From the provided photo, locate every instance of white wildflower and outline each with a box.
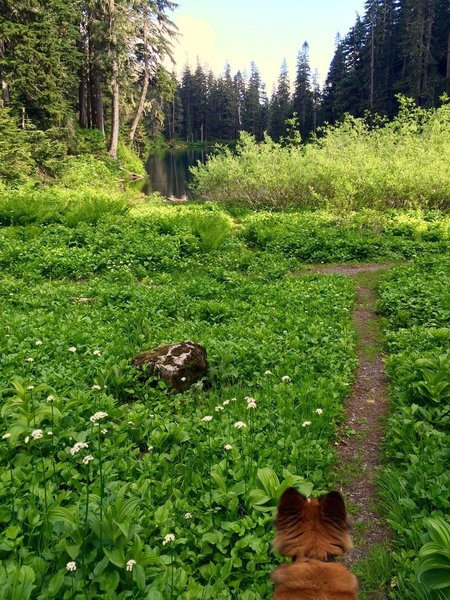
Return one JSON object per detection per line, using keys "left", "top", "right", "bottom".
{"left": 24, "top": 436, "right": 30, "bottom": 443}
{"left": 2, "top": 433, "right": 11, "bottom": 440}
{"left": 181, "top": 376, "right": 186, "bottom": 382}
{"left": 90, "top": 411, "right": 108, "bottom": 423}
{"left": 47, "top": 431, "right": 53, "bottom": 436}
{"left": 245, "top": 396, "right": 256, "bottom": 404}
{"left": 35, "top": 340, "right": 43, "bottom": 346}
{"left": 25, "top": 357, "right": 34, "bottom": 363}
{"left": 27, "top": 385, "right": 34, "bottom": 391}
{"left": 315, "top": 408, "right": 323, "bottom": 415}
{"left": 183, "top": 512, "right": 192, "bottom": 519}
{"left": 101, "top": 429, "right": 108, "bottom": 435}
{"left": 70, "top": 441, "right": 89, "bottom": 455}
{"left": 66, "top": 561, "right": 77, "bottom": 572}
{"left": 202, "top": 415, "right": 213, "bottom": 422}
{"left": 215, "top": 405, "right": 224, "bottom": 411}
{"left": 234, "top": 421, "right": 247, "bottom": 429}
{"left": 93, "top": 349, "right": 102, "bottom": 356}
{"left": 127, "top": 421, "right": 134, "bottom": 425}
{"left": 126, "top": 559, "right": 136, "bottom": 572}
{"left": 47, "top": 395, "right": 55, "bottom": 402}
{"left": 264, "top": 370, "right": 272, "bottom": 376}
{"left": 148, "top": 445, "right": 154, "bottom": 451}
{"left": 82, "top": 455, "right": 94, "bottom": 465}
{"left": 281, "top": 375, "right": 291, "bottom": 382}
{"left": 68, "top": 346, "right": 77, "bottom": 353}
{"left": 92, "top": 384, "right": 102, "bottom": 391}
{"left": 162, "top": 533, "right": 175, "bottom": 545}
{"left": 247, "top": 401, "right": 257, "bottom": 409}
{"left": 302, "top": 421, "right": 312, "bottom": 427}
{"left": 224, "top": 444, "right": 233, "bottom": 451}
{"left": 222, "top": 399, "right": 230, "bottom": 406}
{"left": 31, "top": 429, "right": 43, "bottom": 440}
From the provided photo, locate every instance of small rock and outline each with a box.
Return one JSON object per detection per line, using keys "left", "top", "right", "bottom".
{"left": 133, "top": 341, "right": 208, "bottom": 392}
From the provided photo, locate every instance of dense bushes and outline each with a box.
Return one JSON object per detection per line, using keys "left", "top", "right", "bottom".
{"left": 191, "top": 97, "right": 450, "bottom": 211}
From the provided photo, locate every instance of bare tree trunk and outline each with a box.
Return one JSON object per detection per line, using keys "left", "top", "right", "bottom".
{"left": 446, "top": 28, "right": 450, "bottom": 93}
{"left": 108, "top": 0, "right": 119, "bottom": 159}
{"left": 129, "top": 12, "right": 149, "bottom": 143}
{"left": 0, "top": 39, "right": 10, "bottom": 108}
{"left": 369, "top": 24, "right": 375, "bottom": 110}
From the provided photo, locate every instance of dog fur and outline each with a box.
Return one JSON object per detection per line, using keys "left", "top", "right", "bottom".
{"left": 271, "top": 488, "right": 359, "bottom": 599}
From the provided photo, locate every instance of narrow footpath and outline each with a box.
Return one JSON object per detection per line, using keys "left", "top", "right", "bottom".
{"left": 310, "top": 264, "right": 393, "bottom": 574}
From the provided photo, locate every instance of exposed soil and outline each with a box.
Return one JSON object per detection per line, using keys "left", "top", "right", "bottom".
{"left": 311, "top": 263, "right": 393, "bottom": 562}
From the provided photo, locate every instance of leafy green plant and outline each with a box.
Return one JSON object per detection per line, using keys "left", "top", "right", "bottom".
{"left": 416, "top": 516, "right": 450, "bottom": 599}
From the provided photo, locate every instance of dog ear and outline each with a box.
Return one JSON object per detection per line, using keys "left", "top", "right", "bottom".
{"left": 275, "top": 487, "right": 306, "bottom": 528}
{"left": 319, "top": 491, "right": 347, "bottom": 526}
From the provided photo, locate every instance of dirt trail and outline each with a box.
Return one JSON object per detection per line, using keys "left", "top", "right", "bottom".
{"left": 311, "top": 264, "right": 392, "bottom": 562}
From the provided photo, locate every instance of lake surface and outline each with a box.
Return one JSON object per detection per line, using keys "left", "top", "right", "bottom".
{"left": 137, "top": 148, "right": 211, "bottom": 198}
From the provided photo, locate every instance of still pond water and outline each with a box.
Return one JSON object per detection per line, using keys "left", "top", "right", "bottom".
{"left": 135, "top": 148, "right": 211, "bottom": 198}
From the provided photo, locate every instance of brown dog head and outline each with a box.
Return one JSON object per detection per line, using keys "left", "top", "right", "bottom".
{"left": 273, "top": 488, "right": 353, "bottom": 561}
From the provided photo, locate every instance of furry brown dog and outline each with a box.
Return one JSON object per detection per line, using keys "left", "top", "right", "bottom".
{"left": 271, "top": 488, "right": 359, "bottom": 599}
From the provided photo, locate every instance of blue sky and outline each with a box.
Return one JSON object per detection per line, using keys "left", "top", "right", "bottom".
{"left": 168, "top": 0, "right": 366, "bottom": 91}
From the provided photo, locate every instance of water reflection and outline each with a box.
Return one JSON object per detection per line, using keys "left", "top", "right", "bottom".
{"left": 140, "top": 148, "right": 210, "bottom": 198}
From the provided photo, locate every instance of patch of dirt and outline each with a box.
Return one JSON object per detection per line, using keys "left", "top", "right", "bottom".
{"left": 312, "top": 264, "right": 392, "bottom": 563}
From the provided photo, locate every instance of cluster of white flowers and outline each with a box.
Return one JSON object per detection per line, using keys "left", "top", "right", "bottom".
{"left": 92, "top": 384, "right": 102, "bottom": 391}
{"left": 201, "top": 415, "right": 213, "bottom": 422}
{"left": 93, "top": 349, "right": 102, "bottom": 356}
{"left": 264, "top": 370, "right": 272, "bottom": 376}
{"left": 35, "top": 340, "right": 43, "bottom": 346}
{"left": 90, "top": 411, "right": 108, "bottom": 423}
{"left": 302, "top": 421, "right": 312, "bottom": 427}
{"left": 68, "top": 346, "right": 77, "bottom": 353}
{"left": 222, "top": 399, "right": 231, "bottom": 406}
{"left": 245, "top": 396, "right": 257, "bottom": 409}
{"left": 47, "top": 395, "right": 55, "bottom": 402}
{"left": 162, "top": 533, "right": 175, "bottom": 545}
{"left": 224, "top": 444, "right": 233, "bottom": 451}
{"left": 126, "top": 559, "right": 136, "bottom": 572}
{"left": 183, "top": 512, "right": 192, "bottom": 519}
{"left": 82, "top": 455, "right": 94, "bottom": 465}
{"left": 215, "top": 405, "right": 224, "bottom": 411}
{"left": 26, "top": 357, "right": 34, "bottom": 363}
{"left": 66, "top": 561, "right": 77, "bottom": 572}
{"left": 70, "top": 441, "right": 89, "bottom": 455}
{"left": 315, "top": 408, "right": 323, "bottom": 415}
{"left": 2, "top": 432, "right": 11, "bottom": 440}
{"left": 31, "top": 429, "right": 43, "bottom": 440}
{"left": 27, "top": 385, "right": 34, "bottom": 391}
{"left": 281, "top": 375, "right": 291, "bottom": 382}
{"left": 234, "top": 421, "right": 247, "bottom": 429}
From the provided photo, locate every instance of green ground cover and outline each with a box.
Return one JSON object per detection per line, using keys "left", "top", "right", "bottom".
{"left": 378, "top": 256, "right": 450, "bottom": 599}
{"left": 0, "top": 203, "right": 449, "bottom": 598}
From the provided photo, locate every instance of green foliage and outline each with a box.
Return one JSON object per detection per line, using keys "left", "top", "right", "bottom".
{"left": 192, "top": 99, "right": 450, "bottom": 210}
{"left": 416, "top": 516, "right": 450, "bottom": 599}
{"left": 377, "top": 255, "right": 450, "bottom": 599}
{"left": 0, "top": 109, "right": 33, "bottom": 183}
{"left": 0, "top": 203, "right": 360, "bottom": 598}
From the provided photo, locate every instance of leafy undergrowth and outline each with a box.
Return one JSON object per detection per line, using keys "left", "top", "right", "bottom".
{"left": 377, "top": 255, "right": 450, "bottom": 599}
{"left": 0, "top": 203, "right": 449, "bottom": 598}
{"left": 0, "top": 211, "right": 356, "bottom": 598}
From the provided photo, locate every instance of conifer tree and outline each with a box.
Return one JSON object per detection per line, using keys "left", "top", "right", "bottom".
{"left": 269, "top": 59, "right": 292, "bottom": 140}
{"left": 293, "top": 42, "right": 314, "bottom": 137}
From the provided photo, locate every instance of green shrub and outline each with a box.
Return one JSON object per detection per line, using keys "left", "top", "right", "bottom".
{"left": 191, "top": 97, "right": 450, "bottom": 211}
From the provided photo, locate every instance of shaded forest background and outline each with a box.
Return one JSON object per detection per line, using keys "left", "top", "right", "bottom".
{"left": 0, "top": 0, "right": 449, "bottom": 172}
{"left": 171, "top": 0, "right": 450, "bottom": 142}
